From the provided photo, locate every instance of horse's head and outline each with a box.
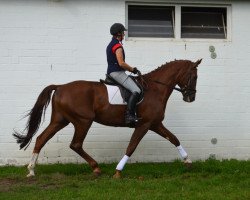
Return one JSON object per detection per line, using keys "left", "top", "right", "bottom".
{"left": 177, "top": 59, "right": 202, "bottom": 103}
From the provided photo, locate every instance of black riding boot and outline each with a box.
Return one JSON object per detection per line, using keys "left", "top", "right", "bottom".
{"left": 125, "top": 92, "right": 140, "bottom": 126}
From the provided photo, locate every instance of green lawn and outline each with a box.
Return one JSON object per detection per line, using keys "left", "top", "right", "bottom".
{"left": 0, "top": 159, "right": 249, "bottom": 200}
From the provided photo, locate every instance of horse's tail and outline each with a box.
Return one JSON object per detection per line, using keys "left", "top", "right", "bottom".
{"left": 13, "top": 85, "right": 58, "bottom": 150}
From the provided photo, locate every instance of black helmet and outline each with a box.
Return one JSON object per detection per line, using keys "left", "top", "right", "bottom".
{"left": 110, "top": 23, "right": 127, "bottom": 36}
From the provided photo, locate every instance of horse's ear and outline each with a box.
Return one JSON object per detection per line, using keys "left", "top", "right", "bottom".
{"left": 194, "top": 59, "right": 202, "bottom": 68}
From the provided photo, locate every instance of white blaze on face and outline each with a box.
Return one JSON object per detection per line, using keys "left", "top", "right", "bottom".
{"left": 184, "top": 96, "right": 191, "bottom": 102}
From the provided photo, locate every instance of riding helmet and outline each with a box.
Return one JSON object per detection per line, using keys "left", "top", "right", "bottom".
{"left": 110, "top": 23, "right": 127, "bottom": 36}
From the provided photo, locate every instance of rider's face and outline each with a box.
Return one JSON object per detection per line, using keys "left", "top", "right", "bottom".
{"left": 117, "top": 32, "right": 125, "bottom": 41}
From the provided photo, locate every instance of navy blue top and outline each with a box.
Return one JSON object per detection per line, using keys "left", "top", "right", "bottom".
{"left": 106, "top": 37, "right": 125, "bottom": 74}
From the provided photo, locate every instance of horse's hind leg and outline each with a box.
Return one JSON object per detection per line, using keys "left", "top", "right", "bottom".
{"left": 27, "top": 119, "right": 69, "bottom": 177}
{"left": 70, "top": 120, "right": 101, "bottom": 176}
{"left": 151, "top": 123, "right": 192, "bottom": 167}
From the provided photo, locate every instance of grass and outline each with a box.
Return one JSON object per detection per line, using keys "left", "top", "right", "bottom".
{"left": 0, "top": 159, "right": 249, "bottom": 200}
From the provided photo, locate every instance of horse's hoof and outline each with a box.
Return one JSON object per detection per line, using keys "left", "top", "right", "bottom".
{"left": 27, "top": 165, "right": 35, "bottom": 177}
{"left": 93, "top": 167, "right": 101, "bottom": 176}
{"left": 113, "top": 170, "right": 122, "bottom": 179}
{"left": 27, "top": 173, "right": 35, "bottom": 178}
{"left": 184, "top": 157, "right": 192, "bottom": 168}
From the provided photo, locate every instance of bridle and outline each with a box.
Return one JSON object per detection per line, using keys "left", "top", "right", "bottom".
{"left": 179, "top": 73, "right": 197, "bottom": 97}
{"left": 136, "top": 70, "right": 197, "bottom": 98}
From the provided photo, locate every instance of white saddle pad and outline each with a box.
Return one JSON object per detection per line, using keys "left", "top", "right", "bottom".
{"left": 105, "top": 84, "right": 127, "bottom": 105}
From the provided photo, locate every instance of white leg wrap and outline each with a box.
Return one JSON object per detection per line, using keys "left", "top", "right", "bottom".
{"left": 116, "top": 155, "right": 129, "bottom": 171}
{"left": 177, "top": 145, "right": 188, "bottom": 159}
{"left": 27, "top": 153, "right": 38, "bottom": 177}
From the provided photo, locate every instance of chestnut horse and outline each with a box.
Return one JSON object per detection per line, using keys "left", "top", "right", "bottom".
{"left": 14, "top": 59, "right": 201, "bottom": 178}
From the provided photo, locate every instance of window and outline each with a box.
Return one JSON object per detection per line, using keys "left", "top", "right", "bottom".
{"left": 127, "top": 3, "right": 230, "bottom": 40}
{"left": 128, "top": 5, "right": 175, "bottom": 38}
{"left": 181, "top": 7, "right": 227, "bottom": 39}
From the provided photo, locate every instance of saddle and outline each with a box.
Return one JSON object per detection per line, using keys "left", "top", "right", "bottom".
{"left": 100, "top": 74, "right": 144, "bottom": 104}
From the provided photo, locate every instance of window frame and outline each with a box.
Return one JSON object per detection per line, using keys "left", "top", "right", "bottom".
{"left": 125, "top": 2, "right": 232, "bottom": 42}
{"left": 181, "top": 7, "right": 228, "bottom": 39}
{"left": 127, "top": 5, "right": 176, "bottom": 38}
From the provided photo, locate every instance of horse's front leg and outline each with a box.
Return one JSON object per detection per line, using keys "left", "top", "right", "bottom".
{"left": 151, "top": 123, "right": 192, "bottom": 167}
{"left": 114, "top": 124, "right": 150, "bottom": 178}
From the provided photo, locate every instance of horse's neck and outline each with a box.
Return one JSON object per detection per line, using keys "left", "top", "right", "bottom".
{"left": 144, "top": 63, "right": 185, "bottom": 104}
{"left": 146, "top": 64, "right": 179, "bottom": 87}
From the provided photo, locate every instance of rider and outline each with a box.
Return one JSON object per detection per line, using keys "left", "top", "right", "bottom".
{"left": 106, "top": 23, "right": 141, "bottom": 125}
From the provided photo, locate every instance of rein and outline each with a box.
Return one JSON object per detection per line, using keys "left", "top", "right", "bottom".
{"left": 149, "top": 79, "right": 196, "bottom": 96}
{"left": 136, "top": 75, "right": 182, "bottom": 93}
{"left": 149, "top": 79, "right": 183, "bottom": 93}
{"left": 136, "top": 72, "right": 196, "bottom": 96}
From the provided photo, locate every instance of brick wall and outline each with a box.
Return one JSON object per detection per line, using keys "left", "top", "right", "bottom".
{"left": 0, "top": 0, "right": 249, "bottom": 165}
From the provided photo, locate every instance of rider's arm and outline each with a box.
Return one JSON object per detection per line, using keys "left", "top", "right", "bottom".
{"left": 115, "top": 48, "right": 134, "bottom": 72}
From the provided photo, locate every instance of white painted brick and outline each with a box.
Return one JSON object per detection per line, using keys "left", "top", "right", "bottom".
{"left": 1, "top": 0, "right": 250, "bottom": 165}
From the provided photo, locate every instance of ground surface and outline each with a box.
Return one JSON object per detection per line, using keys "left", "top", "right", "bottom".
{"left": 0, "top": 159, "right": 249, "bottom": 200}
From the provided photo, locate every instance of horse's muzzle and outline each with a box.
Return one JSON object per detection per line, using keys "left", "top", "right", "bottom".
{"left": 183, "top": 95, "right": 195, "bottom": 103}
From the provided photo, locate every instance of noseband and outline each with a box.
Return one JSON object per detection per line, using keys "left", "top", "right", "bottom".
{"left": 176, "top": 84, "right": 196, "bottom": 97}
{"left": 177, "top": 74, "right": 197, "bottom": 97}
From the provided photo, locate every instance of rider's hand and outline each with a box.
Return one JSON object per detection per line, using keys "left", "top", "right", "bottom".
{"left": 132, "top": 67, "right": 141, "bottom": 75}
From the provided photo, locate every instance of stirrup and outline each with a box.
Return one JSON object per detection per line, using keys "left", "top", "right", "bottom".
{"left": 125, "top": 115, "right": 139, "bottom": 125}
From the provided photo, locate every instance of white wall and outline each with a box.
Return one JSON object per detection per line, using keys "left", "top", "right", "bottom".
{"left": 0, "top": 0, "right": 249, "bottom": 165}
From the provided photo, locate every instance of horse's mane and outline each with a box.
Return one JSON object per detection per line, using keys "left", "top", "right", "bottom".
{"left": 143, "top": 59, "right": 192, "bottom": 78}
